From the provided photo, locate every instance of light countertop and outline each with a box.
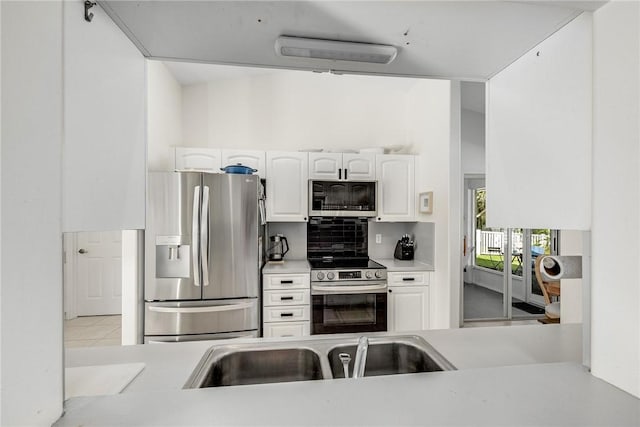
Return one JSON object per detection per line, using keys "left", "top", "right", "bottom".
{"left": 57, "top": 324, "right": 640, "bottom": 426}
{"left": 262, "top": 260, "right": 310, "bottom": 274}
{"left": 374, "top": 258, "right": 435, "bottom": 271}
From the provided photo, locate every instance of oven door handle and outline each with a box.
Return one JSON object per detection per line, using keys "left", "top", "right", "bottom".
{"left": 312, "top": 284, "right": 387, "bottom": 295}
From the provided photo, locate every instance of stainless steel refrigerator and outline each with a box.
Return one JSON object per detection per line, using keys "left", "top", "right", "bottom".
{"left": 144, "top": 172, "right": 263, "bottom": 343}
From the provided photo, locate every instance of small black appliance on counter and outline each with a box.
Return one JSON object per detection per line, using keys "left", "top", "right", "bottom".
{"left": 394, "top": 234, "right": 415, "bottom": 260}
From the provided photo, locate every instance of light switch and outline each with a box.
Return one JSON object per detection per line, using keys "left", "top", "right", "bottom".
{"left": 375, "top": 234, "right": 382, "bottom": 244}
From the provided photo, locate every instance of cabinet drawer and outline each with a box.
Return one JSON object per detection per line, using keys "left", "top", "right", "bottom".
{"left": 263, "top": 305, "right": 310, "bottom": 322}
{"left": 263, "top": 322, "right": 310, "bottom": 338}
{"left": 263, "top": 273, "right": 310, "bottom": 290}
{"left": 387, "top": 271, "right": 430, "bottom": 286}
{"left": 263, "top": 289, "right": 310, "bottom": 307}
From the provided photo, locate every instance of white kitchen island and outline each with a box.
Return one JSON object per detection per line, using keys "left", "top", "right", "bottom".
{"left": 56, "top": 324, "right": 639, "bottom": 426}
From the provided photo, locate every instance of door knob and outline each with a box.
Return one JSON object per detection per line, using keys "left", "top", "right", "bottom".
{"left": 78, "top": 248, "right": 88, "bottom": 254}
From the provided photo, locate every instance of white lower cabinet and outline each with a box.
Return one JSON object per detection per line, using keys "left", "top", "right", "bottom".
{"left": 387, "top": 271, "right": 431, "bottom": 332}
{"left": 262, "top": 272, "right": 311, "bottom": 338}
{"left": 263, "top": 322, "right": 310, "bottom": 338}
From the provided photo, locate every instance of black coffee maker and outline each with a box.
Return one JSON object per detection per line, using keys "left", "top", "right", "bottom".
{"left": 394, "top": 234, "right": 415, "bottom": 260}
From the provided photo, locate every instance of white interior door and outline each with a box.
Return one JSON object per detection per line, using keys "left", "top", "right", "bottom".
{"left": 76, "top": 231, "right": 123, "bottom": 316}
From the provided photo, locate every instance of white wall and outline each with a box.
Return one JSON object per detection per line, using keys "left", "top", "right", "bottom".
{"left": 591, "top": 0, "right": 640, "bottom": 398}
{"left": 180, "top": 71, "right": 420, "bottom": 152}
{"left": 408, "top": 79, "right": 458, "bottom": 329}
{"left": 1, "top": 3, "right": 64, "bottom": 425}
{"left": 461, "top": 109, "right": 486, "bottom": 175}
{"left": 63, "top": 0, "right": 146, "bottom": 232}
{"left": 148, "top": 60, "right": 182, "bottom": 171}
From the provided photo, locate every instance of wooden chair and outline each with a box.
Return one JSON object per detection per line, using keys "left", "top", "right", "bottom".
{"left": 534, "top": 256, "right": 561, "bottom": 322}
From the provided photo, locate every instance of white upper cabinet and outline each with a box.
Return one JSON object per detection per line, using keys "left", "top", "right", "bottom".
{"left": 308, "top": 153, "right": 342, "bottom": 179}
{"left": 308, "top": 152, "right": 376, "bottom": 180}
{"left": 343, "top": 153, "right": 376, "bottom": 180}
{"left": 221, "top": 149, "right": 266, "bottom": 176}
{"left": 376, "top": 154, "right": 416, "bottom": 222}
{"left": 486, "top": 13, "right": 592, "bottom": 230}
{"left": 266, "top": 151, "right": 309, "bottom": 222}
{"left": 174, "top": 147, "right": 222, "bottom": 172}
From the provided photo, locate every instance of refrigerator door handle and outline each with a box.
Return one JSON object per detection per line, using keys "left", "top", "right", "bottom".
{"left": 201, "top": 185, "right": 210, "bottom": 286}
{"left": 192, "top": 185, "right": 201, "bottom": 286}
{"left": 148, "top": 301, "right": 254, "bottom": 314}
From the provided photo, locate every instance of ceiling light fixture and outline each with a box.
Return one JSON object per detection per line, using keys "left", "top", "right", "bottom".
{"left": 275, "top": 36, "right": 397, "bottom": 65}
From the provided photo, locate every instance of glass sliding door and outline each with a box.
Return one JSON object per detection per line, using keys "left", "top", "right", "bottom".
{"left": 463, "top": 184, "right": 560, "bottom": 322}
{"left": 463, "top": 186, "right": 509, "bottom": 320}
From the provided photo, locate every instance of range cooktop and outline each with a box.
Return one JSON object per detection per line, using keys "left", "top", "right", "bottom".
{"left": 308, "top": 257, "right": 385, "bottom": 270}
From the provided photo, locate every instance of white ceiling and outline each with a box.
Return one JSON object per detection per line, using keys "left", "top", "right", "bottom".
{"left": 100, "top": 1, "right": 605, "bottom": 81}
{"left": 162, "top": 61, "right": 278, "bottom": 86}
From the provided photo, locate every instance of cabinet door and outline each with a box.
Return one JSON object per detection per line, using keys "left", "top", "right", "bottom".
{"left": 343, "top": 153, "right": 375, "bottom": 180}
{"left": 266, "top": 152, "right": 309, "bottom": 222}
{"left": 308, "top": 152, "right": 342, "bottom": 180}
{"left": 175, "top": 147, "right": 222, "bottom": 172}
{"left": 388, "top": 285, "right": 430, "bottom": 332}
{"left": 376, "top": 154, "right": 415, "bottom": 221}
{"left": 221, "top": 149, "right": 265, "bottom": 176}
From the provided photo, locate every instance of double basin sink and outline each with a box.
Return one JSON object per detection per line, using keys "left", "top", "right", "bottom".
{"left": 184, "top": 335, "right": 455, "bottom": 388}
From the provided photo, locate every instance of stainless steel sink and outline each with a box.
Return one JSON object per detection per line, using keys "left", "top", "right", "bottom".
{"left": 327, "top": 336, "right": 454, "bottom": 378}
{"left": 184, "top": 335, "right": 455, "bottom": 388}
{"left": 185, "top": 346, "right": 326, "bottom": 388}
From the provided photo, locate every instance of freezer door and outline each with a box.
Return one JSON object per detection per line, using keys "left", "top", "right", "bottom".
{"left": 144, "top": 299, "right": 259, "bottom": 336}
{"left": 145, "top": 172, "right": 202, "bottom": 301}
{"left": 202, "top": 174, "right": 260, "bottom": 299}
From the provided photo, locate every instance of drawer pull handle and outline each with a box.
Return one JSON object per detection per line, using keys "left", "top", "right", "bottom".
{"left": 280, "top": 312, "right": 294, "bottom": 317}
{"left": 402, "top": 277, "right": 416, "bottom": 281}
{"left": 280, "top": 296, "right": 294, "bottom": 301}
{"left": 280, "top": 280, "right": 294, "bottom": 284}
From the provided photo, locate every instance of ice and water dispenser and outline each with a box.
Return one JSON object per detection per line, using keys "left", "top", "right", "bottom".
{"left": 155, "top": 235, "right": 191, "bottom": 278}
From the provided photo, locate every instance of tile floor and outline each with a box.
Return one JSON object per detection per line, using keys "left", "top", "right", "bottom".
{"left": 64, "top": 315, "right": 122, "bottom": 348}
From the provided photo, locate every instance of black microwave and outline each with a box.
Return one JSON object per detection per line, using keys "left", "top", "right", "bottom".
{"left": 308, "top": 180, "right": 377, "bottom": 217}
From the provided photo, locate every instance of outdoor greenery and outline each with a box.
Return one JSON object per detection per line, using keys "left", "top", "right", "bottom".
{"left": 475, "top": 253, "right": 522, "bottom": 275}
{"left": 475, "top": 189, "right": 486, "bottom": 230}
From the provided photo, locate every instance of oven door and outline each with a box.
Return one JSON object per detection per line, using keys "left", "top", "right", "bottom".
{"left": 311, "top": 282, "right": 387, "bottom": 334}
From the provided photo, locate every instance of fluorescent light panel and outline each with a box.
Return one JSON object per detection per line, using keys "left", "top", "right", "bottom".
{"left": 275, "top": 36, "right": 397, "bottom": 65}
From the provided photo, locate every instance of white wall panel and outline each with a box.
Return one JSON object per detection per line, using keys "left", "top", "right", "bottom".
{"left": 591, "top": 0, "right": 640, "bottom": 398}
{"left": 1, "top": 3, "right": 64, "bottom": 425}
{"left": 63, "top": 1, "right": 146, "bottom": 232}
{"left": 486, "top": 13, "right": 592, "bottom": 230}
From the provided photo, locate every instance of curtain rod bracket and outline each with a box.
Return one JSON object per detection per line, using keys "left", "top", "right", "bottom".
{"left": 84, "top": 1, "right": 97, "bottom": 22}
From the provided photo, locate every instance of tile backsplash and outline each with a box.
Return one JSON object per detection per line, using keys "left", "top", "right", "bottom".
{"left": 307, "top": 217, "right": 368, "bottom": 259}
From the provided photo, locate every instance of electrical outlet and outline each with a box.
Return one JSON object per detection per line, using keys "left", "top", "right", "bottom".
{"left": 375, "top": 234, "right": 382, "bottom": 244}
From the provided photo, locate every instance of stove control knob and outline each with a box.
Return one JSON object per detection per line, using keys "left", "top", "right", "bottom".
{"left": 327, "top": 272, "right": 335, "bottom": 280}
{"left": 365, "top": 271, "right": 373, "bottom": 279}
{"left": 375, "top": 270, "right": 383, "bottom": 279}
{"left": 316, "top": 272, "right": 325, "bottom": 280}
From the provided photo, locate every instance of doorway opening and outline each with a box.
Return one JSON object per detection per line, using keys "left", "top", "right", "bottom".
{"left": 63, "top": 231, "right": 123, "bottom": 348}
{"left": 462, "top": 181, "right": 558, "bottom": 323}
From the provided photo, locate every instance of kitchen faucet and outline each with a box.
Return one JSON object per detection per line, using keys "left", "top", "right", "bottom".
{"left": 352, "top": 336, "right": 369, "bottom": 379}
